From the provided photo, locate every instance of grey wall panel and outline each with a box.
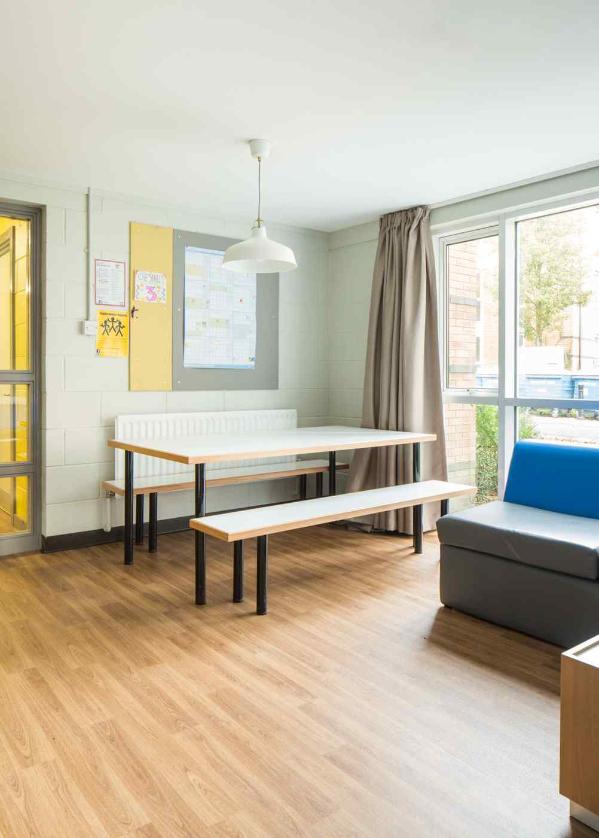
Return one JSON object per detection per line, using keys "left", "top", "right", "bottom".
{"left": 172, "top": 229, "right": 279, "bottom": 391}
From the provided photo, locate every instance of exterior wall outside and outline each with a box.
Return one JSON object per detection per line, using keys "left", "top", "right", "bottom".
{"left": 445, "top": 241, "right": 480, "bottom": 493}
{"left": 446, "top": 240, "right": 478, "bottom": 390}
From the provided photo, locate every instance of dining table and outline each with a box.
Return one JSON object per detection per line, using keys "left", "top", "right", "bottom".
{"left": 108, "top": 425, "right": 436, "bottom": 603}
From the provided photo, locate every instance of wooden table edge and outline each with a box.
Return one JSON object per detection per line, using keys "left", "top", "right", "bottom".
{"left": 107, "top": 432, "right": 437, "bottom": 464}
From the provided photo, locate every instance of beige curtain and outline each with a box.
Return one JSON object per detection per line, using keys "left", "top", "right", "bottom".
{"left": 347, "top": 205, "right": 447, "bottom": 533}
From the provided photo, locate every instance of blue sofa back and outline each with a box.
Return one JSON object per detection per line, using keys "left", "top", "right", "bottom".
{"left": 504, "top": 440, "right": 599, "bottom": 519}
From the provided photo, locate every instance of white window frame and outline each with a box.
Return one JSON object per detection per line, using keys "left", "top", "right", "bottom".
{"left": 435, "top": 188, "right": 599, "bottom": 495}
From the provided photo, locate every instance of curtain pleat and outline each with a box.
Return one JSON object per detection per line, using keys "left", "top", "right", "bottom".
{"left": 347, "top": 205, "right": 447, "bottom": 533}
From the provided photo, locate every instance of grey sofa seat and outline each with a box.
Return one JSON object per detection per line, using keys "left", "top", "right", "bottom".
{"left": 438, "top": 441, "right": 599, "bottom": 648}
{"left": 437, "top": 500, "right": 599, "bottom": 581}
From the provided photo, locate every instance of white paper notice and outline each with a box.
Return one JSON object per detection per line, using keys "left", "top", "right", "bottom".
{"left": 183, "top": 246, "right": 257, "bottom": 369}
{"left": 134, "top": 270, "right": 167, "bottom": 304}
{"left": 95, "top": 259, "right": 126, "bottom": 307}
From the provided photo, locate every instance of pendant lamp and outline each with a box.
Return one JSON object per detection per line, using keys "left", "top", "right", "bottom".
{"left": 223, "top": 139, "right": 297, "bottom": 274}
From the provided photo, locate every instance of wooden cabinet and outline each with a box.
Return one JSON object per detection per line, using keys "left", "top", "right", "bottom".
{"left": 560, "top": 635, "right": 599, "bottom": 832}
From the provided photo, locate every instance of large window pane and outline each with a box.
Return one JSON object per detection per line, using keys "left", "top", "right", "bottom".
{"left": 517, "top": 205, "right": 599, "bottom": 398}
{"left": 518, "top": 406, "right": 599, "bottom": 447}
{"left": 446, "top": 235, "right": 498, "bottom": 390}
{"left": 0, "top": 384, "right": 30, "bottom": 463}
{"left": 0, "top": 475, "right": 29, "bottom": 534}
{"left": 0, "top": 219, "right": 30, "bottom": 371}
{"left": 445, "top": 403, "right": 499, "bottom": 507}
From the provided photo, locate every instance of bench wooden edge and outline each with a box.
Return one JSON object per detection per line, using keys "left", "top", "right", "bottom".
{"left": 189, "top": 483, "right": 476, "bottom": 543}
{"left": 102, "top": 461, "right": 350, "bottom": 496}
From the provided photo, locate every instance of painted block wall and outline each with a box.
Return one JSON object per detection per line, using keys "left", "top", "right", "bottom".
{"left": 0, "top": 176, "right": 329, "bottom": 538}
{"left": 325, "top": 225, "right": 377, "bottom": 492}
{"left": 327, "top": 227, "right": 377, "bottom": 428}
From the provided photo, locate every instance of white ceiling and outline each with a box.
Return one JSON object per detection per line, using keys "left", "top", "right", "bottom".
{"left": 3, "top": 0, "right": 599, "bottom": 232}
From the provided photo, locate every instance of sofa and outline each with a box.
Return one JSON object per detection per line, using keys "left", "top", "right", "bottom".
{"left": 437, "top": 440, "right": 599, "bottom": 648}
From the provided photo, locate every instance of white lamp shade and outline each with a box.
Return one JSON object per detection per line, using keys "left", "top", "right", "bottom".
{"left": 223, "top": 225, "right": 297, "bottom": 274}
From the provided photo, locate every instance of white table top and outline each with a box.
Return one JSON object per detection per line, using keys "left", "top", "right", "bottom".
{"left": 108, "top": 425, "right": 436, "bottom": 465}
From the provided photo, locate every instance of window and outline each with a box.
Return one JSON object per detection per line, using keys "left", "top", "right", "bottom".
{"left": 445, "top": 402, "right": 498, "bottom": 509}
{"left": 517, "top": 406, "right": 599, "bottom": 447}
{"left": 517, "top": 205, "right": 599, "bottom": 397}
{"left": 438, "top": 198, "right": 599, "bottom": 507}
{"left": 445, "top": 232, "right": 498, "bottom": 391}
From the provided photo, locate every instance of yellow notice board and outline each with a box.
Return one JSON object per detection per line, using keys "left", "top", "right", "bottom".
{"left": 129, "top": 222, "right": 173, "bottom": 390}
{"left": 96, "top": 310, "right": 129, "bottom": 358}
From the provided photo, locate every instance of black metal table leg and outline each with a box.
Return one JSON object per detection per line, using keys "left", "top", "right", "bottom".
{"left": 328, "top": 451, "right": 336, "bottom": 496}
{"left": 149, "top": 492, "right": 158, "bottom": 553}
{"left": 315, "top": 472, "right": 324, "bottom": 497}
{"left": 233, "top": 541, "right": 244, "bottom": 602}
{"left": 124, "top": 450, "right": 134, "bottom": 565}
{"left": 440, "top": 498, "right": 449, "bottom": 517}
{"left": 195, "top": 463, "right": 207, "bottom": 605}
{"left": 135, "top": 494, "right": 144, "bottom": 545}
{"left": 412, "top": 442, "right": 423, "bottom": 554}
{"left": 299, "top": 474, "right": 308, "bottom": 500}
{"left": 257, "top": 535, "right": 268, "bottom": 615}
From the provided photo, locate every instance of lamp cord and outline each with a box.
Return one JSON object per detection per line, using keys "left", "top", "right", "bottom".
{"left": 257, "top": 156, "right": 262, "bottom": 228}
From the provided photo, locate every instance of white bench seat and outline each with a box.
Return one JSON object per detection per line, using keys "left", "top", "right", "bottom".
{"left": 190, "top": 479, "right": 475, "bottom": 613}
{"left": 101, "top": 459, "right": 348, "bottom": 496}
{"left": 102, "top": 457, "right": 349, "bottom": 554}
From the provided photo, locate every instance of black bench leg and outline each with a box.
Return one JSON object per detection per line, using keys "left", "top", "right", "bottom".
{"left": 299, "top": 474, "right": 308, "bottom": 500}
{"left": 257, "top": 535, "right": 268, "bottom": 615}
{"left": 195, "top": 463, "right": 207, "bottom": 605}
{"left": 149, "top": 492, "right": 158, "bottom": 553}
{"left": 413, "top": 505, "right": 423, "bottom": 554}
{"left": 124, "top": 450, "right": 134, "bottom": 565}
{"left": 412, "top": 442, "right": 423, "bottom": 553}
{"left": 316, "top": 472, "right": 324, "bottom": 498}
{"left": 233, "top": 541, "right": 244, "bottom": 602}
{"left": 440, "top": 498, "right": 449, "bottom": 517}
{"left": 135, "top": 495, "right": 144, "bottom": 545}
{"left": 328, "top": 451, "right": 336, "bottom": 496}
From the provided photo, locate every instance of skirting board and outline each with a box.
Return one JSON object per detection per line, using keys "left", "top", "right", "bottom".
{"left": 42, "top": 498, "right": 304, "bottom": 553}
{"left": 42, "top": 514, "right": 191, "bottom": 553}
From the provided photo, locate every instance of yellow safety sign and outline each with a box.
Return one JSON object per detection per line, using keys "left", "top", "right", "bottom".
{"left": 96, "top": 310, "right": 129, "bottom": 358}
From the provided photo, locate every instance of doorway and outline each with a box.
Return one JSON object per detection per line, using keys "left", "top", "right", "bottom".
{"left": 0, "top": 204, "right": 41, "bottom": 555}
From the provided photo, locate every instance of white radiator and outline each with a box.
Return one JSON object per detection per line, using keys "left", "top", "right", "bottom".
{"left": 114, "top": 409, "right": 297, "bottom": 480}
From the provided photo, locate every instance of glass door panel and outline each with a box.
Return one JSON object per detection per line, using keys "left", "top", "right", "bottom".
{"left": 0, "top": 475, "right": 29, "bottom": 534}
{"left": 0, "top": 222, "right": 30, "bottom": 371}
{"left": 0, "top": 211, "right": 37, "bottom": 554}
{"left": 0, "top": 384, "right": 30, "bottom": 463}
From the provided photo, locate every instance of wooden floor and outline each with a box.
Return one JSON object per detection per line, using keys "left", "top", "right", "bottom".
{"left": 0, "top": 526, "right": 593, "bottom": 837}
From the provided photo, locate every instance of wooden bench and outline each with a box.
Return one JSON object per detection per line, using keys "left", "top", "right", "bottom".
{"left": 102, "top": 459, "right": 348, "bottom": 551}
{"left": 190, "top": 479, "right": 475, "bottom": 614}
